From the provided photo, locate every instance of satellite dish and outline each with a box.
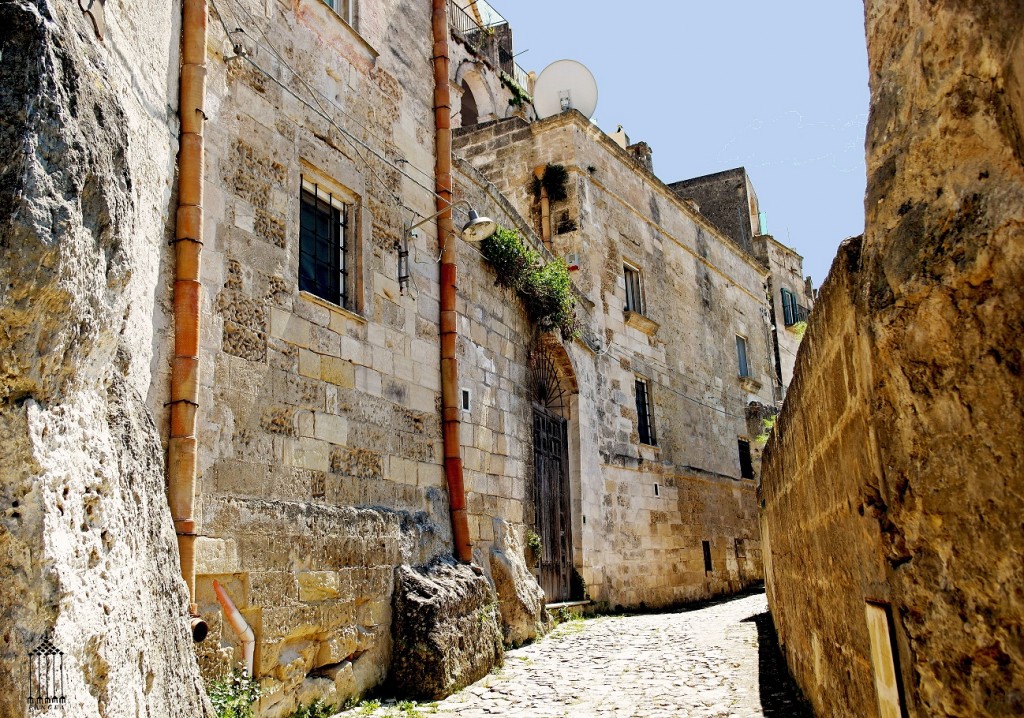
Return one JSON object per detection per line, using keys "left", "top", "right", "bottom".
{"left": 532, "top": 60, "right": 598, "bottom": 120}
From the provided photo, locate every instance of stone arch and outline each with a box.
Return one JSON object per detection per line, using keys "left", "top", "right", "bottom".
{"left": 454, "top": 61, "right": 496, "bottom": 127}
{"left": 460, "top": 80, "right": 479, "bottom": 126}
{"left": 531, "top": 333, "right": 579, "bottom": 419}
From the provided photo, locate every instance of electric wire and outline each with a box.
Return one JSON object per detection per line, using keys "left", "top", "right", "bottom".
{"left": 205, "top": 0, "right": 773, "bottom": 424}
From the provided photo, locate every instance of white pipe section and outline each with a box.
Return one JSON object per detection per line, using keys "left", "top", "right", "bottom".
{"left": 212, "top": 579, "right": 256, "bottom": 675}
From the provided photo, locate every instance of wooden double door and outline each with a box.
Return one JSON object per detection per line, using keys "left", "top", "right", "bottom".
{"left": 533, "top": 404, "right": 573, "bottom": 602}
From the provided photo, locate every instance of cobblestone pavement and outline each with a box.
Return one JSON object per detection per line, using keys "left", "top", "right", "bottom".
{"left": 339, "top": 589, "right": 812, "bottom": 718}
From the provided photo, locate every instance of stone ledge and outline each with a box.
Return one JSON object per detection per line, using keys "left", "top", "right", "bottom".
{"left": 624, "top": 310, "right": 660, "bottom": 336}
{"left": 737, "top": 375, "right": 762, "bottom": 393}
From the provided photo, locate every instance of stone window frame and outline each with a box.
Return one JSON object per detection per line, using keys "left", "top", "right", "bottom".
{"left": 736, "top": 334, "right": 752, "bottom": 378}
{"left": 634, "top": 376, "right": 657, "bottom": 447}
{"left": 322, "top": 0, "right": 355, "bottom": 28}
{"left": 623, "top": 261, "right": 645, "bottom": 315}
{"left": 737, "top": 438, "right": 754, "bottom": 480}
{"left": 298, "top": 167, "right": 364, "bottom": 316}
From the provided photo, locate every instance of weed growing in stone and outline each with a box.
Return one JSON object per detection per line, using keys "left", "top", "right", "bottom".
{"left": 288, "top": 699, "right": 336, "bottom": 718}
{"left": 207, "top": 669, "right": 262, "bottom": 718}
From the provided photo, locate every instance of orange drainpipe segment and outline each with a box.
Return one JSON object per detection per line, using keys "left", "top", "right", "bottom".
{"left": 170, "top": 0, "right": 208, "bottom": 626}
{"left": 432, "top": 0, "right": 472, "bottom": 563}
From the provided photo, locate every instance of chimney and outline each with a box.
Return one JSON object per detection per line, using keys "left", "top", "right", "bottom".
{"left": 627, "top": 141, "right": 653, "bottom": 173}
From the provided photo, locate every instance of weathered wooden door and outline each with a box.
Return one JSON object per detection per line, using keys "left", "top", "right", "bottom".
{"left": 533, "top": 403, "right": 572, "bottom": 602}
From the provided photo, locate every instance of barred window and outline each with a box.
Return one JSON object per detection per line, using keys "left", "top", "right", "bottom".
{"left": 635, "top": 377, "right": 657, "bottom": 446}
{"left": 299, "top": 178, "right": 349, "bottom": 308}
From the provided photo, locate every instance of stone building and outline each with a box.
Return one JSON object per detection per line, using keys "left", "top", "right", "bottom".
{"left": 0, "top": 0, "right": 814, "bottom": 714}
{"left": 759, "top": 2, "right": 1024, "bottom": 717}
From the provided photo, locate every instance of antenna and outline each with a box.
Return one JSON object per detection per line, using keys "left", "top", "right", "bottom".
{"left": 532, "top": 60, "right": 598, "bottom": 120}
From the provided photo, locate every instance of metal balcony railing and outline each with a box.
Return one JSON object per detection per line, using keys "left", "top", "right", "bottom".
{"left": 447, "top": 0, "right": 515, "bottom": 76}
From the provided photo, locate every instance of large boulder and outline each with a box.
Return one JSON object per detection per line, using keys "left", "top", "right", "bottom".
{"left": 387, "top": 559, "right": 503, "bottom": 699}
{"left": 489, "top": 518, "right": 544, "bottom": 646}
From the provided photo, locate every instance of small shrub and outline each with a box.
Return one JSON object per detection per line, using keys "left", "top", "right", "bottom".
{"left": 289, "top": 698, "right": 337, "bottom": 718}
{"left": 524, "top": 529, "right": 542, "bottom": 557}
{"left": 208, "top": 669, "right": 262, "bottom": 718}
{"left": 532, "top": 163, "right": 569, "bottom": 202}
{"left": 756, "top": 415, "right": 777, "bottom": 446}
{"left": 479, "top": 227, "right": 578, "bottom": 339}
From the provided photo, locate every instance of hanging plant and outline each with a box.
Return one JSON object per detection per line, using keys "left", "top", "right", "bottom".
{"left": 500, "top": 71, "right": 532, "bottom": 108}
{"left": 480, "top": 227, "right": 579, "bottom": 339}
{"left": 531, "top": 163, "right": 569, "bottom": 202}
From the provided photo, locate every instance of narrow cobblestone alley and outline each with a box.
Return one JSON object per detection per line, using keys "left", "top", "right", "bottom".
{"left": 340, "top": 590, "right": 812, "bottom": 718}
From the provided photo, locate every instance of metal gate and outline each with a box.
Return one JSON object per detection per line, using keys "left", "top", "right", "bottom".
{"left": 533, "top": 403, "right": 572, "bottom": 602}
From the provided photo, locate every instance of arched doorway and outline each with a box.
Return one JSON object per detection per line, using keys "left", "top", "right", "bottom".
{"left": 460, "top": 80, "right": 479, "bottom": 126}
{"left": 530, "top": 345, "right": 574, "bottom": 601}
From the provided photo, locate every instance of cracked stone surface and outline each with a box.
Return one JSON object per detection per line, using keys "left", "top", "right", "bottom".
{"left": 340, "top": 590, "right": 811, "bottom": 718}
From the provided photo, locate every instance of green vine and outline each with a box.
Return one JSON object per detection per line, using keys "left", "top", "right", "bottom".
{"left": 500, "top": 71, "right": 532, "bottom": 108}
{"left": 480, "top": 227, "right": 579, "bottom": 339}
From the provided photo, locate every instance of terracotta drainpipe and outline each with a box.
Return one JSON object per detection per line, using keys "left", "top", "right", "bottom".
{"left": 432, "top": 0, "right": 472, "bottom": 563}
{"left": 534, "top": 165, "right": 551, "bottom": 245}
{"left": 169, "top": 0, "right": 209, "bottom": 642}
{"left": 213, "top": 580, "right": 256, "bottom": 675}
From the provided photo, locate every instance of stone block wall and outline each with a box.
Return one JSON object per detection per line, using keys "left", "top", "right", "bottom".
{"left": 456, "top": 113, "right": 769, "bottom": 610}
{"left": 760, "top": 1, "right": 1024, "bottom": 716}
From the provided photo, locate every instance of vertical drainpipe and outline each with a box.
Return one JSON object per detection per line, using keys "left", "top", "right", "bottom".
{"left": 534, "top": 165, "right": 551, "bottom": 245}
{"left": 432, "top": 0, "right": 472, "bottom": 563}
{"left": 170, "top": 0, "right": 209, "bottom": 641}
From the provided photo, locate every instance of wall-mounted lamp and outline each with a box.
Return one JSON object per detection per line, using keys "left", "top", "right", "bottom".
{"left": 398, "top": 200, "right": 498, "bottom": 294}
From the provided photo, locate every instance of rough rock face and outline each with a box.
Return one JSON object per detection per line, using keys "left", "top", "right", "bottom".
{"left": 388, "top": 559, "right": 503, "bottom": 699}
{"left": 488, "top": 518, "right": 544, "bottom": 647}
{"left": 0, "top": 0, "right": 210, "bottom": 716}
{"left": 760, "top": 1, "right": 1024, "bottom": 717}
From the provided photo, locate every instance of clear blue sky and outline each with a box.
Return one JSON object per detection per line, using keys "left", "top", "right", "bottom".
{"left": 499, "top": 1, "right": 869, "bottom": 286}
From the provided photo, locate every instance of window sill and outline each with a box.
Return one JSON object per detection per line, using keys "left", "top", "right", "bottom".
{"left": 299, "top": 291, "right": 366, "bottom": 325}
{"left": 737, "top": 375, "right": 762, "bottom": 393}
{"left": 624, "top": 310, "right": 660, "bottom": 336}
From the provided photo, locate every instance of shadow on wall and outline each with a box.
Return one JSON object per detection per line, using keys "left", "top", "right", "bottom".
{"left": 741, "top": 612, "right": 814, "bottom": 717}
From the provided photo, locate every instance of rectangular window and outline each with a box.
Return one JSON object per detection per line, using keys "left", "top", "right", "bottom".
{"left": 702, "top": 540, "right": 713, "bottom": 573}
{"left": 736, "top": 335, "right": 751, "bottom": 378}
{"left": 623, "top": 264, "right": 644, "bottom": 314}
{"left": 738, "top": 439, "right": 754, "bottom": 479}
{"left": 635, "top": 378, "right": 656, "bottom": 446}
{"left": 323, "top": 0, "right": 353, "bottom": 24}
{"left": 735, "top": 538, "right": 746, "bottom": 559}
{"left": 781, "top": 287, "right": 797, "bottom": 326}
{"left": 300, "top": 177, "right": 349, "bottom": 308}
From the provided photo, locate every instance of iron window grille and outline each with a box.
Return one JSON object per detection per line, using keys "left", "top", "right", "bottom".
{"left": 738, "top": 439, "right": 754, "bottom": 479}
{"left": 300, "top": 177, "right": 348, "bottom": 308}
{"left": 635, "top": 378, "right": 657, "bottom": 446}
{"left": 623, "top": 263, "right": 644, "bottom": 314}
{"left": 736, "top": 335, "right": 751, "bottom": 378}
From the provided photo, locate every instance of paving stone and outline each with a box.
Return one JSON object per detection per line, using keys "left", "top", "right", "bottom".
{"left": 335, "top": 590, "right": 812, "bottom": 718}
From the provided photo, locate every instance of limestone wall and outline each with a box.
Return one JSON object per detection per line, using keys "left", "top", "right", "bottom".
{"left": 0, "top": 0, "right": 210, "bottom": 716}
{"left": 760, "top": 1, "right": 1024, "bottom": 716}
{"left": 752, "top": 235, "right": 812, "bottom": 392}
{"left": 455, "top": 113, "right": 769, "bottom": 609}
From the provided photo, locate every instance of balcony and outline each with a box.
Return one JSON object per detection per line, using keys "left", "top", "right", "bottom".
{"left": 447, "top": 0, "right": 529, "bottom": 89}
